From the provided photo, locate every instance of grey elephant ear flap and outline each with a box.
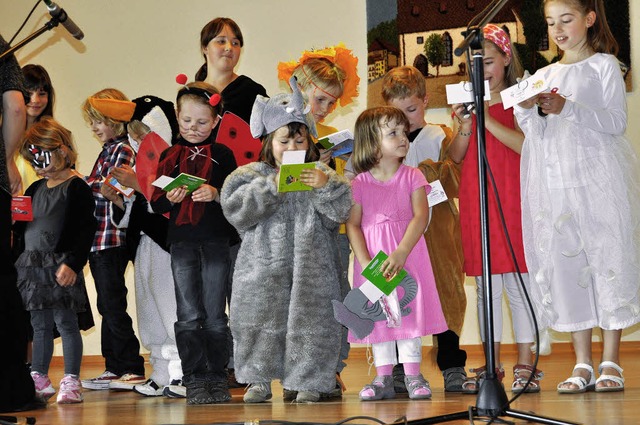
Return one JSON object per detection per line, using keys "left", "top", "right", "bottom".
{"left": 250, "top": 95, "right": 270, "bottom": 138}
{"left": 288, "top": 75, "right": 318, "bottom": 138}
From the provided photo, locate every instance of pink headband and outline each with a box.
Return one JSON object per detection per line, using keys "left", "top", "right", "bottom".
{"left": 483, "top": 24, "right": 512, "bottom": 58}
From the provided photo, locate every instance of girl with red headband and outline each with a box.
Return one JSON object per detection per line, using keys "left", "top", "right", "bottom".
{"left": 449, "top": 24, "right": 540, "bottom": 394}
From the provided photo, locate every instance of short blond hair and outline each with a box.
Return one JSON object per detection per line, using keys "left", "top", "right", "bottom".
{"left": 292, "top": 57, "right": 346, "bottom": 99}
{"left": 381, "top": 66, "right": 427, "bottom": 103}
{"left": 82, "top": 88, "right": 129, "bottom": 137}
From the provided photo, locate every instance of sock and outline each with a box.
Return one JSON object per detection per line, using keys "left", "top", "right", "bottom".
{"left": 376, "top": 364, "right": 394, "bottom": 376}
{"left": 403, "top": 362, "right": 421, "bottom": 376}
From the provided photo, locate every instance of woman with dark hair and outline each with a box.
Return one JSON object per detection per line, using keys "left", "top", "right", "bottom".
{"left": 195, "top": 17, "right": 266, "bottom": 123}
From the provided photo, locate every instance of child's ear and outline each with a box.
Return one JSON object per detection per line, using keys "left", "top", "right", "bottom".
{"left": 422, "top": 95, "right": 429, "bottom": 108}
{"left": 585, "top": 11, "right": 596, "bottom": 28}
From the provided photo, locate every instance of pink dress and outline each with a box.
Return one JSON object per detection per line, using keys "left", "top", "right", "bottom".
{"left": 349, "top": 165, "right": 448, "bottom": 344}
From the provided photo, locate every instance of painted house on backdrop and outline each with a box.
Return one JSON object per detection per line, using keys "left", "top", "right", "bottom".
{"left": 368, "top": 38, "right": 400, "bottom": 81}
{"left": 396, "top": 0, "right": 546, "bottom": 77}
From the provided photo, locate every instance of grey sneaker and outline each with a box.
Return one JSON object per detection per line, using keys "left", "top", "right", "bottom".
{"left": 404, "top": 374, "right": 432, "bottom": 400}
{"left": 243, "top": 382, "right": 272, "bottom": 403}
{"left": 359, "top": 375, "right": 396, "bottom": 401}
{"left": 295, "top": 390, "right": 320, "bottom": 403}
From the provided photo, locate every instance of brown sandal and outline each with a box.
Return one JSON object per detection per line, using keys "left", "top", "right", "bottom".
{"left": 461, "top": 365, "right": 505, "bottom": 394}
{"left": 511, "top": 364, "right": 543, "bottom": 393}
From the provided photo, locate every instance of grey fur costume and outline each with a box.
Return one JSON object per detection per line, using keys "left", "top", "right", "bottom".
{"left": 221, "top": 161, "right": 352, "bottom": 393}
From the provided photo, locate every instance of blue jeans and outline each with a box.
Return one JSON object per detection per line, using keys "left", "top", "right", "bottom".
{"left": 170, "top": 240, "right": 231, "bottom": 383}
{"left": 89, "top": 247, "right": 144, "bottom": 376}
{"left": 31, "top": 309, "right": 82, "bottom": 376}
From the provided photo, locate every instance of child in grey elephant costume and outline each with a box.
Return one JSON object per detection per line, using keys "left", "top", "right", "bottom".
{"left": 221, "top": 77, "right": 352, "bottom": 403}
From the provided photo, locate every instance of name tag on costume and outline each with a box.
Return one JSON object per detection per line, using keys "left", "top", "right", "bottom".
{"left": 426, "top": 179, "right": 447, "bottom": 207}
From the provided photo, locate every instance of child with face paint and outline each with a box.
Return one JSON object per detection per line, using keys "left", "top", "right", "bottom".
{"left": 14, "top": 117, "right": 97, "bottom": 404}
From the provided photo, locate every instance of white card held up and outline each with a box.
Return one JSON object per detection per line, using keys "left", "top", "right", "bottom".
{"left": 282, "top": 150, "right": 306, "bottom": 165}
{"left": 445, "top": 80, "right": 491, "bottom": 105}
{"left": 500, "top": 74, "right": 548, "bottom": 109}
{"left": 427, "top": 179, "right": 448, "bottom": 207}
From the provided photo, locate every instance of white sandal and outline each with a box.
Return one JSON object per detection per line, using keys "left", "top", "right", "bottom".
{"left": 557, "top": 363, "right": 595, "bottom": 394}
{"left": 595, "top": 361, "right": 624, "bottom": 392}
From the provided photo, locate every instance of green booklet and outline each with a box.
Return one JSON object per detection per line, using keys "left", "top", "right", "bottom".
{"left": 278, "top": 163, "right": 315, "bottom": 192}
{"left": 317, "top": 129, "right": 353, "bottom": 150}
{"left": 361, "top": 250, "right": 407, "bottom": 296}
{"left": 152, "top": 172, "right": 206, "bottom": 194}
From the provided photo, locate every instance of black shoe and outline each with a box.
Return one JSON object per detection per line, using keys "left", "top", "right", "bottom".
{"left": 186, "top": 381, "right": 214, "bottom": 405}
{"left": 443, "top": 367, "right": 467, "bottom": 392}
{"left": 392, "top": 364, "right": 407, "bottom": 393}
{"left": 283, "top": 388, "right": 297, "bottom": 401}
{"left": 206, "top": 381, "right": 231, "bottom": 403}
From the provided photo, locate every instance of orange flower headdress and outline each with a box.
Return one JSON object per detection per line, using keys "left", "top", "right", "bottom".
{"left": 277, "top": 43, "right": 360, "bottom": 108}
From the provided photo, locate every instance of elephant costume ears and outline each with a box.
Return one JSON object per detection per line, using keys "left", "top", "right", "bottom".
{"left": 249, "top": 76, "right": 317, "bottom": 139}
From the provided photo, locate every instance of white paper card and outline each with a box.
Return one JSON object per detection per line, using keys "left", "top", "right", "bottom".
{"left": 151, "top": 175, "right": 174, "bottom": 188}
{"left": 500, "top": 75, "right": 548, "bottom": 109}
{"left": 359, "top": 280, "right": 385, "bottom": 304}
{"left": 282, "top": 150, "right": 306, "bottom": 165}
{"left": 445, "top": 80, "right": 491, "bottom": 104}
{"left": 427, "top": 179, "right": 447, "bottom": 207}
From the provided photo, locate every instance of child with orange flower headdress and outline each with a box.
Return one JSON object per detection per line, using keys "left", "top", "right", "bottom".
{"left": 277, "top": 44, "right": 360, "bottom": 399}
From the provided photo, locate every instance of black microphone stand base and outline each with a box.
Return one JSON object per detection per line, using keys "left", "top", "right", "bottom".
{"left": 394, "top": 376, "right": 580, "bottom": 425}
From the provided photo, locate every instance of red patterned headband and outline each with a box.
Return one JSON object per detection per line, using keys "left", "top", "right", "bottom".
{"left": 483, "top": 24, "right": 512, "bottom": 58}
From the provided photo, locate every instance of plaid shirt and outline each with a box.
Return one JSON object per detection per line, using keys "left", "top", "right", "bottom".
{"left": 85, "top": 136, "right": 135, "bottom": 252}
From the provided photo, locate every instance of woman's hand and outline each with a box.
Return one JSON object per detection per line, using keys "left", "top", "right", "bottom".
{"left": 191, "top": 184, "right": 218, "bottom": 203}
{"left": 300, "top": 168, "right": 328, "bottom": 189}
{"left": 56, "top": 263, "right": 77, "bottom": 287}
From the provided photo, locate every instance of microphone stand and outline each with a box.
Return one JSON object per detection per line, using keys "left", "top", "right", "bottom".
{"left": 0, "top": 16, "right": 64, "bottom": 61}
{"left": 391, "top": 1, "right": 578, "bottom": 424}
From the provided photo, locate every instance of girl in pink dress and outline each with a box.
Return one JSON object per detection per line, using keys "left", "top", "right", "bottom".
{"left": 347, "top": 106, "right": 447, "bottom": 401}
{"left": 449, "top": 24, "right": 539, "bottom": 393}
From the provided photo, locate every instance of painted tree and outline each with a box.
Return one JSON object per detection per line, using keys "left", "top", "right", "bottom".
{"left": 424, "top": 33, "right": 445, "bottom": 77}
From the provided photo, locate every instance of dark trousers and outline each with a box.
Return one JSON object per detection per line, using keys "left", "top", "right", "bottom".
{"left": 435, "top": 330, "right": 467, "bottom": 371}
{"left": 171, "top": 240, "right": 231, "bottom": 384}
{"left": 89, "top": 246, "right": 144, "bottom": 376}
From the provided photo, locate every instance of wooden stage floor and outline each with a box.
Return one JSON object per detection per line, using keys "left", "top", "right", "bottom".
{"left": 5, "top": 342, "right": 640, "bottom": 425}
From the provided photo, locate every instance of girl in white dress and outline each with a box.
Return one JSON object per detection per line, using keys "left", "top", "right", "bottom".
{"left": 514, "top": 0, "right": 640, "bottom": 394}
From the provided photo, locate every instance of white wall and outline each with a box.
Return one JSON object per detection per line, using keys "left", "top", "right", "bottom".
{"left": 2, "top": 0, "right": 639, "bottom": 356}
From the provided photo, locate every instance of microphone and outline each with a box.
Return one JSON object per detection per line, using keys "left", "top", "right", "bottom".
{"left": 43, "top": 0, "right": 84, "bottom": 40}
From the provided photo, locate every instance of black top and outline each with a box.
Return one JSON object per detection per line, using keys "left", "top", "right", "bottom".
{"left": 222, "top": 75, "right": 267, "bottom": 123}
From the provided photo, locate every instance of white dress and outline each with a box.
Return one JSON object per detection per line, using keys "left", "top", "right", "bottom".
{"left": 514, "top": 53, "right": 640, "bottom": 332}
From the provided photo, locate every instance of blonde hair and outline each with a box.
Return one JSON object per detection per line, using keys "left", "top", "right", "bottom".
{"left": 176, "top": 81, "right": 223, "bottom": 119}
{"left": 292, "top": 57, "right": 346, "bottom": 100}
{"left": 381, "top": 66, "right": 427, "bottom": 103}
{"left": 82, "top": 88, "right": 129, "bottom": 137}
{"left": 352, "top": 106, "right": 409, "bottom": 174}
{"left": 20, "top": 116, "right": 77, "bottom": 171}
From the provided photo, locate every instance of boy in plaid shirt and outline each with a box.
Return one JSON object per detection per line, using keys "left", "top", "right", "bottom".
{"left": 79, "top": 89, "right": 145, "bottom": 390}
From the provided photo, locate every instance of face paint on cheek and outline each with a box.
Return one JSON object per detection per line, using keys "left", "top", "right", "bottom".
{"left": 29, "top": 145, "right": 53, "bottom": 169}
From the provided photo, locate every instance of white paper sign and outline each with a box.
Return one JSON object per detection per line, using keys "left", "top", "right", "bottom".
{"left": 445, "top": 80, "right": 491, "bottom": 105}
{"left": 282, "top": 150, "right": 306, "bottom": 165}
{"left": 151, "top": 175, "right": 173, "bottom": 189}
{"left": 427, "top": 179, "right": 447, "bottom": 207}
{"left": 500, "top": 74, "right": 548, "bottom": 109}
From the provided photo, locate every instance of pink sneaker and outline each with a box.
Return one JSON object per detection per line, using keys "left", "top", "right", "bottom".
{"left": 31, "top": 371, "right": 55, "bottom": 402}
{"left": 57, "top": 375, "right": 83, "bottom": 404}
